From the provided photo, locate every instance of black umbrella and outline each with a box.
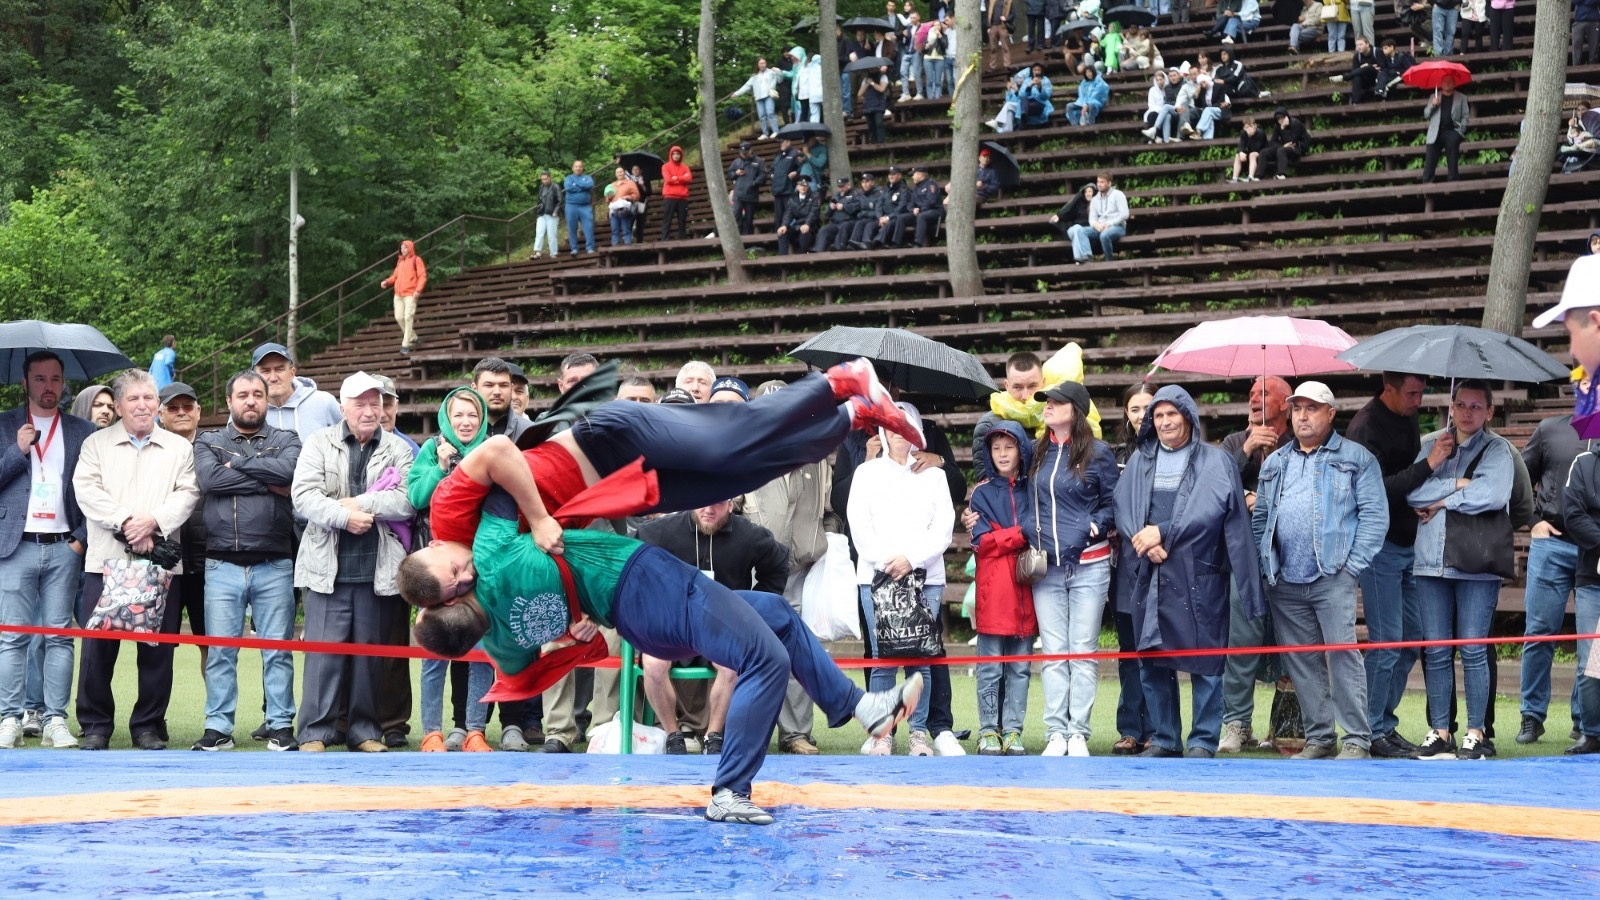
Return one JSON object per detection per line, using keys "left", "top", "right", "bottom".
{"left": 979, "top": 141, "right": 1021, "bottom": 188}
{"left": 1102, "top": 5, "right": 1158, "bottom": 27}
{"left": 792, "top": 14, "right": 844, "bottom": 33}
{"left": 1060, "top": 17, "right": 1101, "bottom": 35}
{"left": 843, "top": 16, "right": 895, "bottom": 31}
{"left": 843, "top": 55, "right": 895, "bottom": 74}
{"left": 616, "top": 151, "right": 664, "bottom": 182}
{"left": 776, "top": 121, "right": 832, "bottom": 142}
{"left": 0, "top": 320, "right": 134, "bottom": 384}
{"left": 790, "top": 326, "right": 997, "bottom": 401}
{"left": 1335, "top": 324, "right": 1568, "bottom": 383}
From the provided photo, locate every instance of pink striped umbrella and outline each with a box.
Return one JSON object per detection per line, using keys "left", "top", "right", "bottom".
{"left": 1153, "top": 316, "right": 1360, "bottom": 424}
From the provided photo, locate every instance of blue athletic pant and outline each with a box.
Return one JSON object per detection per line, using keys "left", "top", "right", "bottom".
{"left": 614, "top": 546, "right": 865, "bottom": 796}
{"left": 573, "top": 372, "right": 851, "bottom": 512}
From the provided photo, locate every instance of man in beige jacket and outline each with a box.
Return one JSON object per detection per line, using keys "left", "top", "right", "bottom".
{"left": 293, "top": 372, "right": 415, "bottom": 752}
{"left": 72, "top": 369, "right": 200, "bottom": 750}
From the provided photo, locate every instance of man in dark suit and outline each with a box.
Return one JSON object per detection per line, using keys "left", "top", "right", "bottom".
{"left": 0, "top": 351, "right": 94, "bottom": 749}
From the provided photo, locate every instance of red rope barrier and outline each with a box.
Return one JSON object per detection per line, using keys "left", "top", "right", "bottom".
{"left": 0, "top": 624, "right": 1593, "bottom": 670}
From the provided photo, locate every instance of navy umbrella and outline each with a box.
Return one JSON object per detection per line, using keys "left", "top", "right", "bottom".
{"left": 844, "top": 16, "right": 896, "bottom": 31}
{"left": 790, "top": 326, "right": 997, "bottom": 400}
{"left": 979, "top": 140, "right": 1022, "bottom": 187}
{"left": 0, "top": 320, "right": 134, "bottom": 384}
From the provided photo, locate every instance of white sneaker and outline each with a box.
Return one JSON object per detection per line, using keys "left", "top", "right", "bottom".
{"left": 0, "top": 717, "right": 20, "bottom": 749}
{"left": 21, "top": 709, "right": 43, "bottom": 737}
{"left": 1067, "top": 735, "right": 1090, "bottom": 757}
{"left": 933, "top": 730, "right": 967, "bottom": 756}
{"left": 1042, "top": 733, "right": 1069, "bottom": 757}
{"left": 1218, "top": 720, "right": 1252, "bottom": 753}
{"left": 41, "top": 716, "right": 77, "bottom": 749}
{"left": 1220, "top": 35, "right": 1234, "bottom": 44}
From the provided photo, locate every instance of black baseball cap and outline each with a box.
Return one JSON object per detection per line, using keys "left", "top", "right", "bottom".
{"left": 159, "top": 382, "right": 198, "bottom": 404}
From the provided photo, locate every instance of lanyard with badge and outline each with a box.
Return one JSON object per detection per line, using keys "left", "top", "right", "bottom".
{"left": 28, "top": 414, "right": 62, "bottom": 522}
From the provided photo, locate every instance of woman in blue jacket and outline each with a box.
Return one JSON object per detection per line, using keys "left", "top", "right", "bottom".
{"left": 1024, "top": 381, "right": 1118, "bottom": 757}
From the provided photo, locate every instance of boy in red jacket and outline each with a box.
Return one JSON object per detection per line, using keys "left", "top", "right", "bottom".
{"left": 963, "top": 421, "right": 1038, "bottom": 755}
{"left": 659, "top": 146, "right": 693, "bottom": 241}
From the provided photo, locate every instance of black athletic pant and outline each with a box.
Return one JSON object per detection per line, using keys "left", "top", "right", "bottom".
{"left": 660, "top": 198, "right": 689, "bottom": 241}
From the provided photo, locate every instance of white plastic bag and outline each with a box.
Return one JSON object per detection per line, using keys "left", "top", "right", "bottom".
{"left": 586, "top": 715, "right": 668, "bottom": 755}
{"left": 801, "top": 533, "right": 862, "bottom": 641}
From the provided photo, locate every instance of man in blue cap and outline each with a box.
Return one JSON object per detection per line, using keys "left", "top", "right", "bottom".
{"left": 251, "top": 342, "right": 342, "bottom": 442}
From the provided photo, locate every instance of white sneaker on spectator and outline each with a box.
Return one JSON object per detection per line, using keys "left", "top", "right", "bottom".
{"left": 1141, "top": 126, "right": 1158, "bottom": 140}
{"left": 1220, "top": 35, "right": 1234, "bottom": 43}
{"left": 934, "top": 731, "right": 966, "bottom": 756}
{"left": 1067, "top": 735, "right": 1090, "bottom": 757}
{"left": 0, "top": 717, "right": 20, "bottom": 749}
{"left": 1042, "top": 733, "right": 1069, "bottom": 757}
{"left": 41, "top": 717, "right": 77, "bottom": 749}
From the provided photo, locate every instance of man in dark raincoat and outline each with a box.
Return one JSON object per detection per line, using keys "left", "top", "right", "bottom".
{"left": 1113, "top": 385, "right": 1265, "bottom": 758}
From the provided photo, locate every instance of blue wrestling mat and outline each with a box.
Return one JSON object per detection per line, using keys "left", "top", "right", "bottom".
{"left": 1, "top": 753, "right": 1596, "bottom": 897}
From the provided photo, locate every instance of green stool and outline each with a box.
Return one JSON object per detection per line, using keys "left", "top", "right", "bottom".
{"left": 617, "top": 638, "right": 715, "bottom": 754}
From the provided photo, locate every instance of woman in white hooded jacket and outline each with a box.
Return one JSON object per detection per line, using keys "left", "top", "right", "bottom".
{"left": 847, "top": 402, "right": 956, "bottom": 757}
{"left": 800, "top": 55, "right": 825, "bottom": 123}
{"left": 1141, "top": 71, "right": 1175, "bottom": 143}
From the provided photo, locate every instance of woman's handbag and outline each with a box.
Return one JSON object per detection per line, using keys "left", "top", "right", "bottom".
{"left": 1016, "top": 477, "right": 1049, "bottom": 584}
{"left": 1440, "top": 439, "right": 1516, "bottom": 579}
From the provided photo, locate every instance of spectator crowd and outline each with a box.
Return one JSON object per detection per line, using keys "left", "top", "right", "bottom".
{"left": 2, "top": 339, "right": 1596, "bottom": 762}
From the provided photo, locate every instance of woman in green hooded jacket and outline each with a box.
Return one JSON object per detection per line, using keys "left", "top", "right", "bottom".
{"left": 410, "top": 387, "right": 500, "bottom": 752}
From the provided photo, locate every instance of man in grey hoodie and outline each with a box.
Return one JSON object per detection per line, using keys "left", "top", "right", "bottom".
{"left": 252, "top": 343, "right": 343, "bottom": 442}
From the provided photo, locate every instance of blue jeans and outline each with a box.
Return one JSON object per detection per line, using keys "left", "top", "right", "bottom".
{"left": 1070, "top": 223, "right": 1125, "bottom": 261}
{"left": 1432, "top": 5, "right": 1459, "bottom": 57}
{"left": 1416, "top": 575, "right": 1499, "bottom": 732}
{"left": 1142, "top": 665, "right": 1224, "bottom": 753}
{"left": 755, "top": 96, "right": 779, "bottom": 135}
{"left": 1033, "top": 561, "right": 1109, "bottom": 739}
{"left": 859, "top": 583, "right": 936, "bottom": 732}
{"left": 565, "top": 204, "right": 595, "bottom": 253}
{"left": 0, "top": 540, "right": 79, "bottom": 721}
{"left": 421, "top": 658, "right": 450, "bottom": 734}
{"left": 466, "top": 660, "right": 494, "bottom": 731}
{"left": 202, "top": 558, "right": 297, "bottom": 733}
{"left": 1221, "top": 15, "right": 1259, "bottom": 39}
{"left": 1065, "top": 101, "right": 1103, "bottom": 125}
{"left": 1360, "top": 540, "right": 1420, "bottom": 735}
{"left": 1520, "top": 536, "right": 1580, "bottom": 726}
{"left": 1196, "top": 106, "right": 1226, "bottom": 139}
{"left": 923, "top": 59, "right": 946, "bottom": 99}
{"left": 977, "top": 633, "right": 1032, "bottom": 734}
{"left": 1574, "top": 585, "right": 1600, "bottom": 737}
{"left": 608, "top": 208, "right": 634, "bottom": 245}
{"left": 840, "top": 73, "right": 854, "bottom": 116}
{"left": 533, "top": 213, "right": 560, "bottom": 256}
{"left": 1326, "top": 21, "right": 1349, "bottom": 52}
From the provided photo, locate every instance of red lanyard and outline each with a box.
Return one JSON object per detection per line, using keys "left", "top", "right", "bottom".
{"left": 32, "top": 414, "right": 60, "bottom": 470}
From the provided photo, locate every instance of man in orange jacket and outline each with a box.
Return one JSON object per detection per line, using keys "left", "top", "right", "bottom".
{"left": 381, "top": 239, "right": 427, "bottom": 354}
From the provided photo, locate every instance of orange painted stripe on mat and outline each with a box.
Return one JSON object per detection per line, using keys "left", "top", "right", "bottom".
{"left": 2, "top": 782, "right": 1596, "bottom": 841}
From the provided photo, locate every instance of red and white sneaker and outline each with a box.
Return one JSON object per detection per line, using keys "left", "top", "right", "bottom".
{"left": 850, "top": 395, "right": 925, "bottom": 450}
{"left": 826, "top": 357, "right": 892, "bottom": 404}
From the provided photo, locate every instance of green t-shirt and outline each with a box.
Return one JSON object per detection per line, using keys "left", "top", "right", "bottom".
{"left": 472, "top": 489, "right": 640, "bottom": 675}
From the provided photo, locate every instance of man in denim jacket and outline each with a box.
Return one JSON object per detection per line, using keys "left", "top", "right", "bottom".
{"left": 1251, "top": 382, "right": 1387, "bottom": 759}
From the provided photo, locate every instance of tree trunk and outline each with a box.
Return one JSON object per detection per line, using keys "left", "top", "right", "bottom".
{"left": 1481, "top": 0, "right": 1570, "bottom": 336}
{"left": 946, "top": 0, "right": 985, "bottom": 298}
{"left": 698, "top": 0, "right": 748, "bottom": 284}
{"left": 817, "top": 0, "right": 851, "bottom": 186}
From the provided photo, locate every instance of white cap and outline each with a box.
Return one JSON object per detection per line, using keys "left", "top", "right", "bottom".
{"left": 1289, "top": 381, "right": 1336, "bottom": 407}
{"left": 339, "top": 371, "right": 385, "bottom": 401}
{"left": 1532, "top": 255, "right": 1600, "bottom": 329}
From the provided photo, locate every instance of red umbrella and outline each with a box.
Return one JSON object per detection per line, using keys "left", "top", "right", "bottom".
{"left": 1402, "top": 60, "right": 1472, "bottom": 91}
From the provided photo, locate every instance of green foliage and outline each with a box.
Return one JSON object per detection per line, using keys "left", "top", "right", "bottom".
{"left": 1198, "top": 392, "right": 1231, "bottom": 405}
